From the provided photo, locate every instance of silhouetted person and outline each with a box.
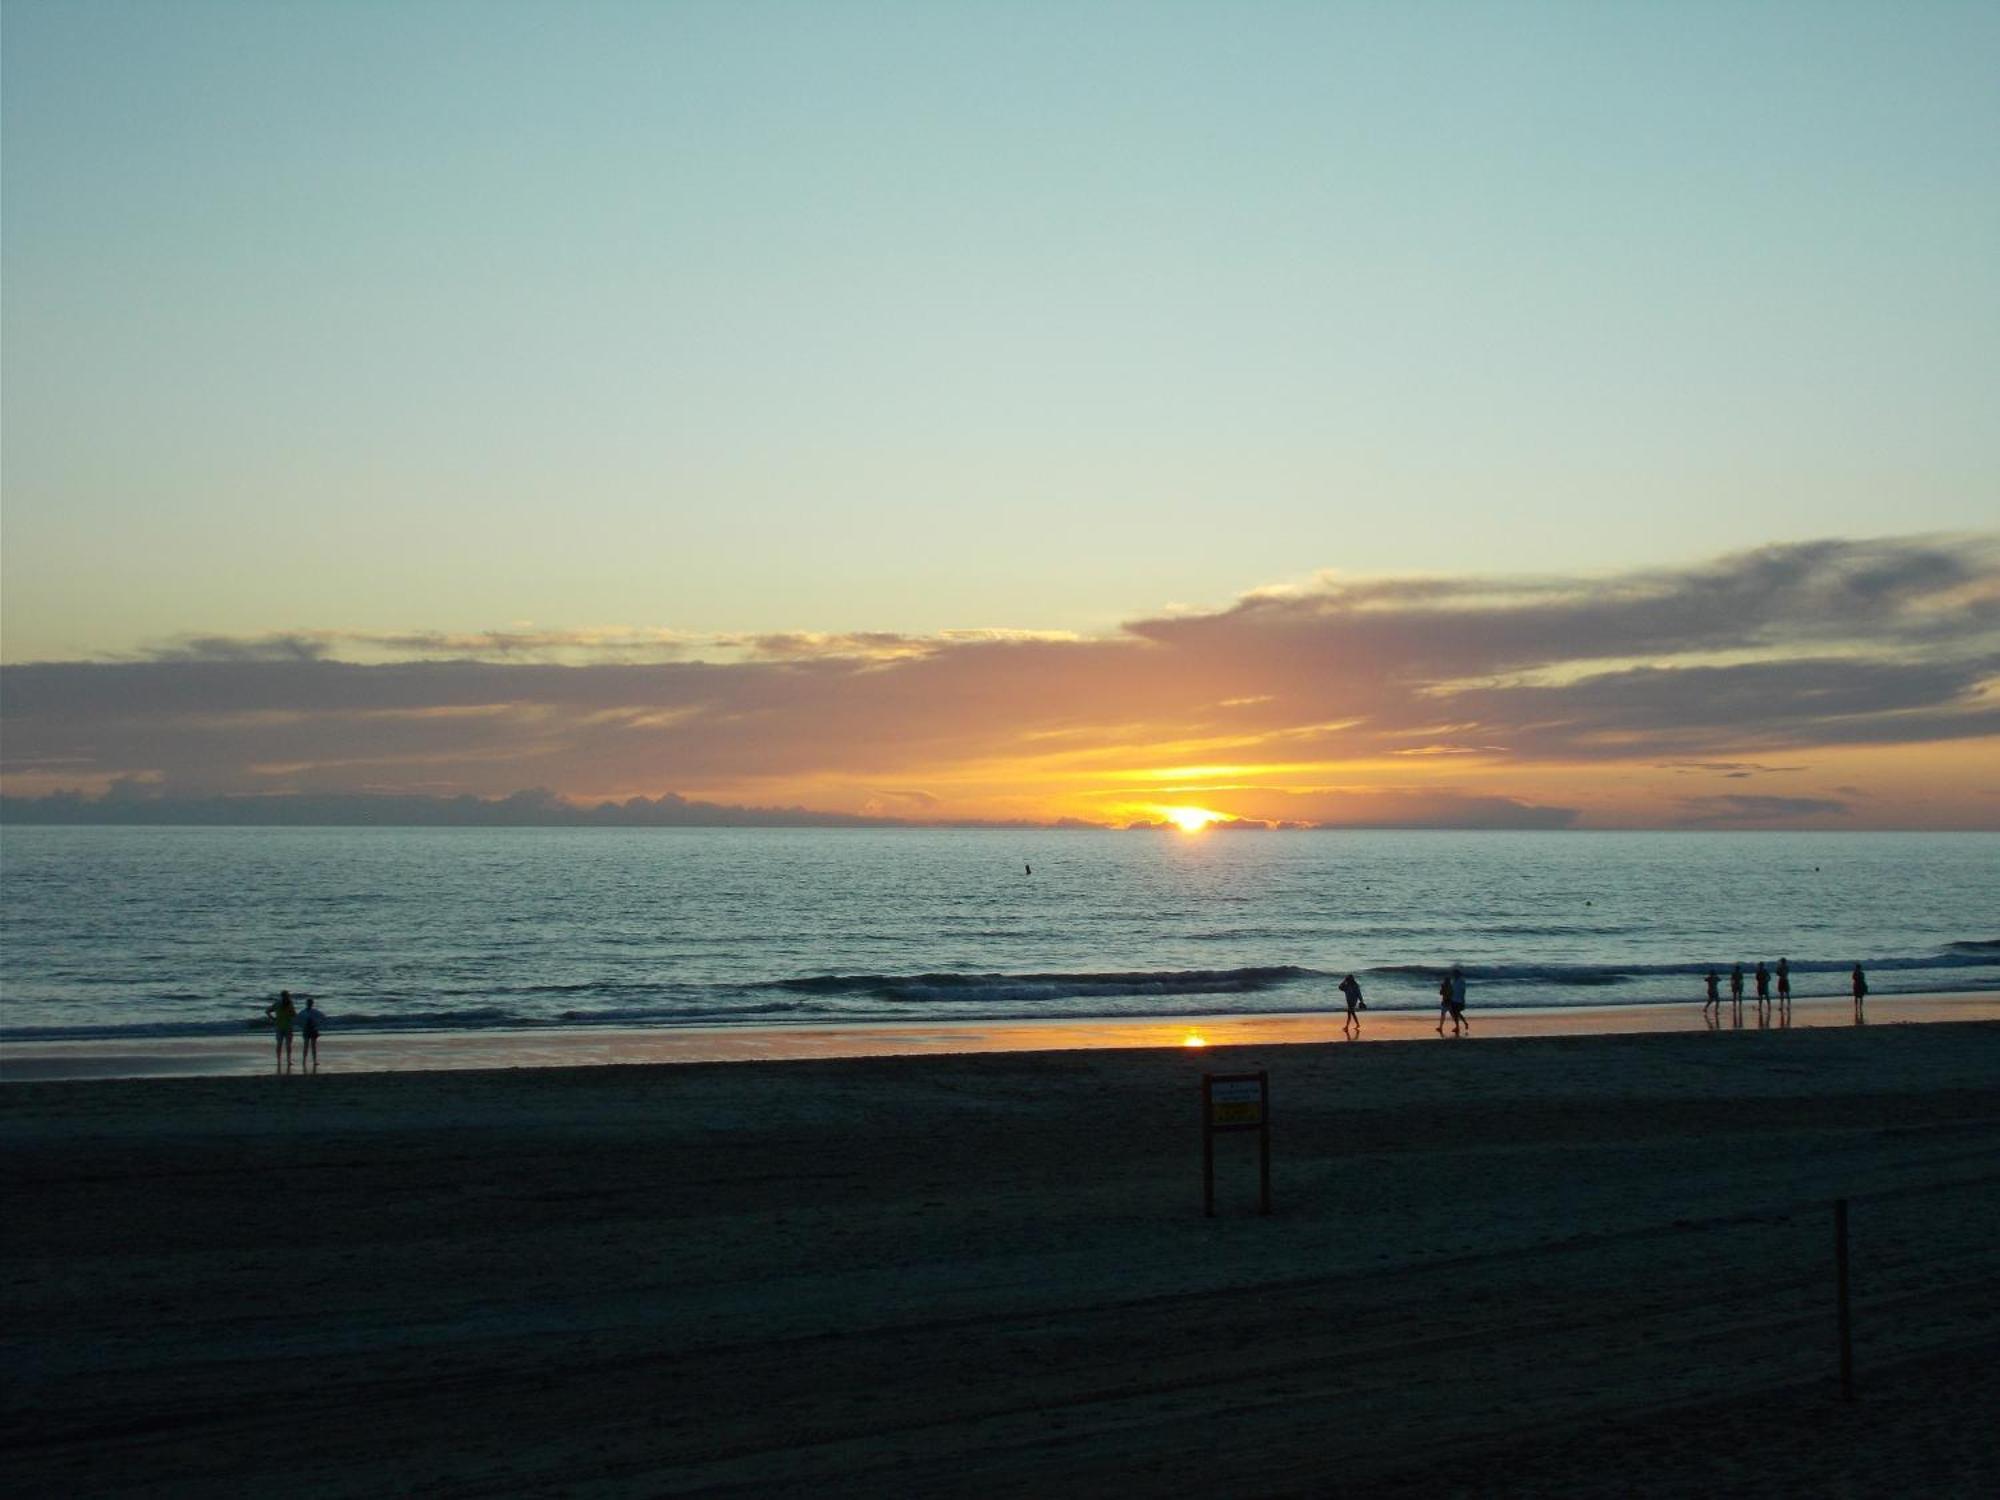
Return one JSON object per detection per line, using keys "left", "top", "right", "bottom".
{"left": 1338, "top": 973, "right": 1366, "bottom": 1035}
{"left": 1025, "top": 863, "right": 1031, "bottom": 876}
{"left": 1776, "top": 957, "right": 1792, "bottom": 1019}
{"left": 1851, "top": 963, "right": 1867, "bottom": 1023}
{"left": 1436, "top": 973, "right": 1454, "bottom": 1035}
{"left": 1754, "top": 961, "right": 1771, "bottom": 1021}
{"left": 1448, "top": 964, "right": 1469, "bottom": 1035}
{"left": 1729, "top": 963, "right": 1744, "bottom": 1024}
{"left": 301, "top": 996, "right": 322, "bottom": 1072}
{"left": 1702, "top": 970, "right": 1721, "bottom": 1023}
{"left": 264, "top": 990, "right": 296, "bottom": 1072}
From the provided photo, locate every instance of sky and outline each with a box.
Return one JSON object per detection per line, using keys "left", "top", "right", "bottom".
{"left": 3, "top": 2, "right": 1997, "bottom": 828}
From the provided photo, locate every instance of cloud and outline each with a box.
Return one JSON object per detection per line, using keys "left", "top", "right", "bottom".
{"left": 1659, "top": 761, "right": 1805, "bottom": 777}
{"left": 141, "top": 633, "right": 333, "bottom": 663}
{"left": 0, "top": 787, "right": 915, "bottom": 828}
{"left": 1676, "top": 794, "right": 1852, "bottom": 826}
{"left": 134, "top": 627, "right": 704, "bottom": 665}
{"left": 4, "top": 535, "right": 1996, "bottom": 827}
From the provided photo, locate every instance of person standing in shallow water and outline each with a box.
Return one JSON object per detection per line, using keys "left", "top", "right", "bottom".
{"left": 1851, "top": 963, "right": 1868, "bottom": 1023}
{"left": 1729, "top": 963, "right": 1745, "bottom": 1025}
{"left": 1755, "top": 961, "right": 1771, "bottom": 1023}
{"left": 1338, "top": 973, "right": 1366, "bottom": 1036}
{"left": 1776, "top": 957, "right": 1792, "bottom": 1021}
{"left": 301, "top": 996, "right": 323, "bottom": 1072}
{"left": 264, "top": 990, "right": 296, "bottom": 1072}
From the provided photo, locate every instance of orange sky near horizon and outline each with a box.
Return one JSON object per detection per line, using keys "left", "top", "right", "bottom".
{"left": 580, "top": 734, "right": 1994, "bottom": 832}
{"left": 2, "top": 539, "right": 1995, "bottom": 831}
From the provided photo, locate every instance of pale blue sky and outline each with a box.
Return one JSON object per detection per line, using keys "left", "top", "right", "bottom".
{"left": 5, "top": 0, "right": 1996, "bottom": 661}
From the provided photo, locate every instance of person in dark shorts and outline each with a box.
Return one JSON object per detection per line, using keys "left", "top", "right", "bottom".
{"left": 1755, "top": 961, "right": 1771, "bottom": 1021}
{"left": 264, "top": 990, "right": 296, "bottom": 1072}
{"left": 1776, "top": 957, "right": 1792, "bottom": 1020}
{"left": 1729, "top": 963, "right": 1744, "bottom": 1024}
{"left": 1436, "top": 973, "right": 1454, "bottom": 1035}
{"left": 301, "top": 995, "right": 323, "bottom": 1072}
{"left": 1851, "top": 963, "right": 1867, "bottom": 1022}
{"left": 1702, "top": 970, "right": 1721, "bottom": 1024}
{"left": 1337, "top": 973, "right": 1366, "bottom": 1036}
{"left": 1448, "top": 964, "right": 1469, "bottom": 1035}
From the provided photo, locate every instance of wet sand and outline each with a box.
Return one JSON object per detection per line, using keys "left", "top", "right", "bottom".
{"left": 4, "top": 1018, "right": 1998, "bottom": 1496}
{"left": 6, "top": 990, "right": 1996, "bottom": 1082}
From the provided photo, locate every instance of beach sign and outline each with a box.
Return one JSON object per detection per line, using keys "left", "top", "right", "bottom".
{"left": 1208, "top": 1077, "right": 1264, "bottom": 1127}
{"left": 1201, "top": 1070, "right": 1271, "bottom": 1217}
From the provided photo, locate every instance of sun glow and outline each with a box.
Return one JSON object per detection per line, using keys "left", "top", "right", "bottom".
{"left": 1164, "top": 806, "right": 1225, "bottom": 832}
{"left": 1182, "top": 1032, "right": 1208, "bottom": 1048}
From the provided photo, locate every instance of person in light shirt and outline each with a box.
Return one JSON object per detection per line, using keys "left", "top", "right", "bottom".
{"left": 301, "top": 996, "right": 324, "bottom": 1072}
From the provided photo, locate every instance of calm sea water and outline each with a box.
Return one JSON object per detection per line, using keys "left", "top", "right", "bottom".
{"left": 1, "top": 827, "right": 1994, "bottom": 1042}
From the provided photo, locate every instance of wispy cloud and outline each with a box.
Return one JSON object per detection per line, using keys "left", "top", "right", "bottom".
{"left": 132, "top": 627, "right": 706, "bottom": 665}
{"left": 5, "top": 536, "right": 1996, "bottom": 827}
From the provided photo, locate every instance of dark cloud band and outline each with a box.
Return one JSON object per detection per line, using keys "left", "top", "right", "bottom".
{"left": 3, "top": 535, "right": 1995, "bottom": 827}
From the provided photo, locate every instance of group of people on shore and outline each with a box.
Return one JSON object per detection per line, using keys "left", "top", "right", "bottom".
{"left": 1701, "top": 959, "right": 1869, "bottom": 1029}
{"left": 1702, "top": 958, "right": 1793, "bottom": 1028}
{"left": 1336, "top": 958, "right": 1873, "bottom": 1039}
{"left": 1333, "top": 965, "right": 1471, "bottom": 1037}
{"left": 261, "top": 990, "right": 323, "bottom": 1072}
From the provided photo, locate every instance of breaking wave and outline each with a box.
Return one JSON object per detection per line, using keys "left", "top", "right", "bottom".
{"left": 773, "top": 965, "right": 1315, "bottom": 1005}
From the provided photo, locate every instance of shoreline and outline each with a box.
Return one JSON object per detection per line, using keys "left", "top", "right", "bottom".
{"left": 4, "top": 988, "right": 1995, "bottom": 1082}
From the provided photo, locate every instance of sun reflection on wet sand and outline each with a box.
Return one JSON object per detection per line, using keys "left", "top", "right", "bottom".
{"left": 4, "top": 995, "right": 1997, "bottom": 1081}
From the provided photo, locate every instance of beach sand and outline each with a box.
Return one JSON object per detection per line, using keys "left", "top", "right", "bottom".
{"left": 5, "top": 1019, "right": 1998, "bottom": 1496}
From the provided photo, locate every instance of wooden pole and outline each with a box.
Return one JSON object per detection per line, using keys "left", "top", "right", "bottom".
{"left": 1202, "top": 1075, "right": 1215, "bottom": 1218}
{"left": 1258, "top": 1070, "right": 1272, "bottom": 1216}
{"left": 1835, "top": 1197, "right": 1854, "bottom": 1401}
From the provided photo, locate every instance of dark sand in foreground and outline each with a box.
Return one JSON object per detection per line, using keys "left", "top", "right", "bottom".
{"left": 5, "top": 1021, "right": 1999, "bottom": 1496}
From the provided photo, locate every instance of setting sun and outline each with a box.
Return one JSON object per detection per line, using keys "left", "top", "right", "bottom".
{"left": 1164, "top": 806, "right": 1225, "bottom": 833}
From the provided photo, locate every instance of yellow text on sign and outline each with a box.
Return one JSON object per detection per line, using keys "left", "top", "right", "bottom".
{"left": 1209, "top": 1079, "right": 1264, "bottom": 1126}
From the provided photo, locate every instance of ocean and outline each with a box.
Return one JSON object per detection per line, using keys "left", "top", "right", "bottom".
{"left": 0, "top": 826, "right": 1994, "bottom": 1044}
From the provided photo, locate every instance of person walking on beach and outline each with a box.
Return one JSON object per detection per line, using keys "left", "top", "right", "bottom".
{"left": 1338, "top": 973, "right": 1366, "bottom": 1036}
{"left": 1851, "top": 963, "right": 1868, "bottom": 1023}
{"left": 1448, "top": 964, "right": 1469, "bottom": 1035}
{"left": 1436, "top": 973, "right": 1454, "bottom": 1034}
{"left": 1702, "top": 970, "right": 1721, "bottom": 1024}
{"left": 301, "top": 996, "right": 323, "bottom": 1072}
{"left": 1729, "top": 963, "right": 1745, "bottom": 1025}
{"left": 264, "top": 990, "right": 297, "bottom": 1072}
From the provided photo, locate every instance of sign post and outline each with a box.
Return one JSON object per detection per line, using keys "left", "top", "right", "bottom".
{"left": 1834, "top": 1197, "right": 1854, "bottom": 1400}
{"left": 1202, "top": 1070, "right": 1270, "bottom": 1217}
